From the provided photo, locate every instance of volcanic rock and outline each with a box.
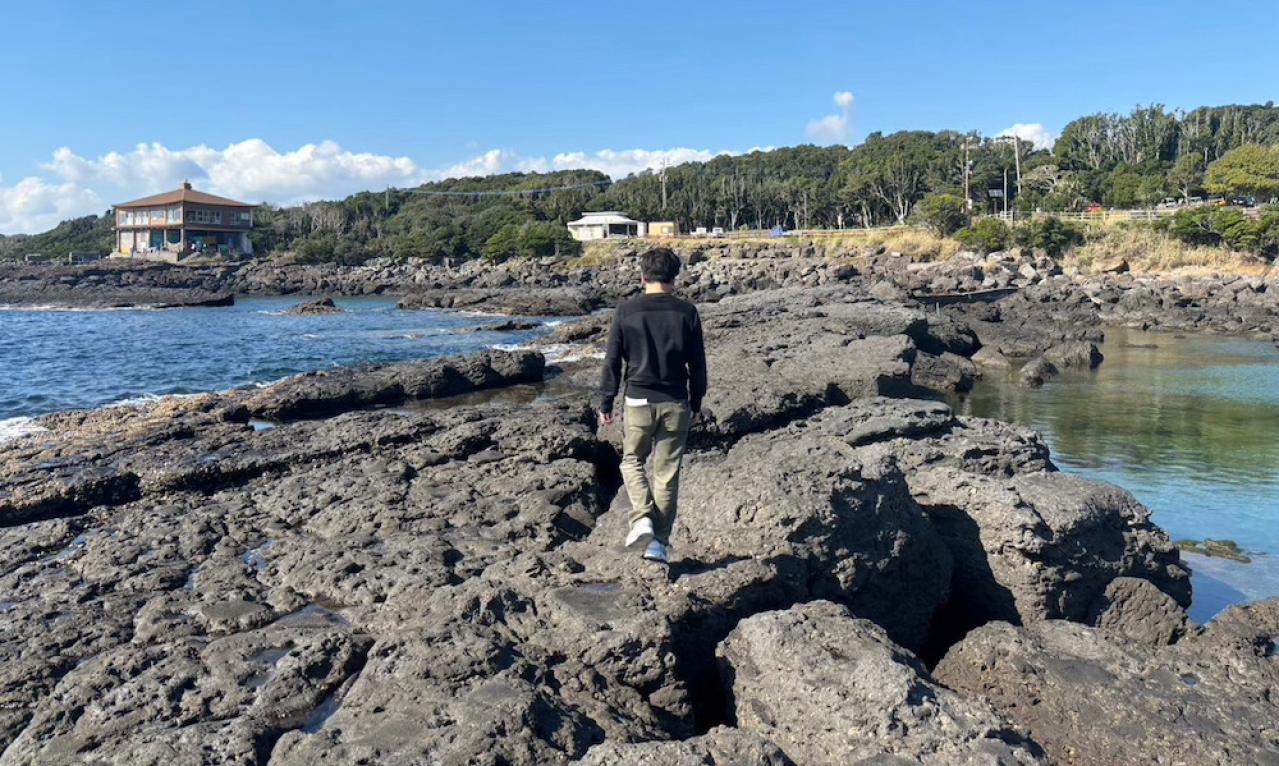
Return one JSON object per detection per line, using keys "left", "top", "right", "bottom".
{"left": 281, "top": 297, "right": 344, "bottom": 315}
{"left": 717, "top": 601, "right": 1045, "bottom": 765}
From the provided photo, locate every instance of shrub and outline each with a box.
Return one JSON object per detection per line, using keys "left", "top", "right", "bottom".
{"left": 915, "top": 194, "right": 970, "bottom": 237}
{"left": 1164, "top": 205, "right": 1279, "bottom": 258}
{"left": 482, "top": 221, "right": 581, "bottom": 260}
{"left": 1013, "top": 217, "right": 1086, "bottom": 255}
{"left": 955, "top": 218, "right": 1011, "bottom": 254}
{"left": 293, "top": 234, "right": 339, "bottom": 263}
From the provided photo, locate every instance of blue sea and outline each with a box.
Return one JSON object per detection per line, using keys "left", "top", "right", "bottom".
{"left": 1, "top": 296, "right": 562, "bottom": 425}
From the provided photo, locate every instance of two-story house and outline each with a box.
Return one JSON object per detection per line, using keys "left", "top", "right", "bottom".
{"left": 114, "top": 182, "right": 255, "bottom": 260}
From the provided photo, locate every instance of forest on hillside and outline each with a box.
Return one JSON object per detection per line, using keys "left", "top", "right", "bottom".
{"left": 4, "top": 103, "right": 1279, "bottom": 264}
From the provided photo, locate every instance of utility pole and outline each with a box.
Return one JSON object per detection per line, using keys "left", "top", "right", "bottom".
{"left": 963, "top": 138, "right": 972, "bottom": 211}
{"left": 1012, "top": 138, "right": 1022, "bottom": 199}
{"left": 1003, "top": 169, "right": 1009, "bottom": 216}
{"left": 996, "top": 135, "right": 1022, "bottom": 212}
{"left": 659, "top": 162, "right": 668, "bottom": 211}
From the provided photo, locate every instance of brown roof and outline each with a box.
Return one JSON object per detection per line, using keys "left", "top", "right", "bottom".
{"left": 115, "top": 184, "right": 254, "bottom": 209}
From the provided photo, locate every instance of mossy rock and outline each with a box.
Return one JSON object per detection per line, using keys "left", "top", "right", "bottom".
{"left": 1175, "top": 538, "right": 1252, "bottom": 563}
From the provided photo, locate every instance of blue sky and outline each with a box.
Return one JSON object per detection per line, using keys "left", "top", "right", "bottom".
{"left": 1, "top": 0, "right": 1275, "bottom": 233}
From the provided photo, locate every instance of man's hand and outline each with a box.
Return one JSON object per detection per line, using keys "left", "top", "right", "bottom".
{"left": 598, "top": 410, "right": 614, "bottom": 427}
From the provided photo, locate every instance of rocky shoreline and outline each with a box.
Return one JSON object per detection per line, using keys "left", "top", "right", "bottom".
{"left": 4, "top": 242, "right": 1276, "bottom": 341}
{"left": 1, "top": 282, "right": 1276, "bottom": 764}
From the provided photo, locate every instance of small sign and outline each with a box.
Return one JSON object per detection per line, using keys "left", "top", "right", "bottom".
{"left": 988, "top": 189, "right": 1005, "bottom": 198}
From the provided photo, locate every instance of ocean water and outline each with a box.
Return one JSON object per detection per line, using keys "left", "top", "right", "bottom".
{"left": 1, "top": 296, "right": 562, "bottom": 424}
{"left": 950, "top": 328, "right": 1279, "bottom": 621}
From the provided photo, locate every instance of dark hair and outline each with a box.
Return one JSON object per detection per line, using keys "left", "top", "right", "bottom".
{"left": 641, "top": 247, "right": 682, "bottom": 284}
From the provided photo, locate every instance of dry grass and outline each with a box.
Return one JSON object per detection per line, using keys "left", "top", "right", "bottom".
{"left": 1067, "top": 227, "right": 1275, "bottom": 277}
{"left": 577, "top": 228, "right": 958, "bottom": 263}
{"left": 803, "top": 227, "right": 960, "bottom": 261}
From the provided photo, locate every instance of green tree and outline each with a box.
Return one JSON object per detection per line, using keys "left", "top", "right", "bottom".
{"left": 1103, "top": 167, "right": 1166, "bottom": 207}
{"left": 955, "top": 218, "right": 1011, "bottom": 253}
{"left": 1205, "top": 144, "right": 1279, "bottom": 198}
{"left": 915, "top": 194, "right": 970, "bottom": 236}
{"left": 841, "top": 131, "right": 945, "bottom": 223}
{"left": 1167, "top": 153, "right": 1205, "bottom": 201}
{"left": 1013, "top": 217, "right": 1086, "bottom": 255}
{"left": 482, "top": 221, "right": 580, "bottom": 260}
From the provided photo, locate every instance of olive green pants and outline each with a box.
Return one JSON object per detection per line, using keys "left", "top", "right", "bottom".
{"left": 620, "top": 400, "right": 692, "bottom": 546}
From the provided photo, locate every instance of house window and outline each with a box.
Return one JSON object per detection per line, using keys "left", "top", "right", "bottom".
{"left": 167, "top": 207, "right": 181, "bottom": 223}
{"left": 233, "top": 211, "right": 252, "bottom": 226}
{"left": 150, "top": 208, "right": 165, "bottom": 223}
{"left": 186, "top": 209, "right": 223, "bottom": 224}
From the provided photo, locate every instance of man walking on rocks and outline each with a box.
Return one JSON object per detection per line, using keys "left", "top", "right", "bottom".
{"left": 599, "top": 248, "right": 707, "bottom": 565}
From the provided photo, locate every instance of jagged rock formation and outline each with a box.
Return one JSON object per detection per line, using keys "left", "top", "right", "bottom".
{"left": 935, "top": 601, "right": 1279, "bottom": 765}
{"left": 717, "top": 601, "right": 1045, "bottom": 764}
{"left": 0, "top": 285, "right": 1270, "bottom": 765}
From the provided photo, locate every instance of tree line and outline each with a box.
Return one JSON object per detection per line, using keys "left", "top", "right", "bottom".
{"left": 4, "top": 102, "right": 1278, "bottom": 263}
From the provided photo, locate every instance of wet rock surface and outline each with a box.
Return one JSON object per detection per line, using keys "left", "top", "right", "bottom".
{"left": 281, "top": 297, "right": 344, "bottom": 315}
{"left": 397, "top": 286, "right": 598, "bottom": 316}
{"left": 0, "top": 283, "right": 1264, "bottom": 764}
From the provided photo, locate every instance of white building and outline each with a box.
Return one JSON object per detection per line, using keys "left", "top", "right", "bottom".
{"left": 566, "top": 211, "right": 642, "bottom": 241}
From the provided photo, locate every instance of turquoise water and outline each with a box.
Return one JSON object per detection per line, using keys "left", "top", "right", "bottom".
{"left": 1, "top": 296, "right": 560, "bottom": 423}
{"left": 951, "top": 328, "right": 1279, "bottom": 622}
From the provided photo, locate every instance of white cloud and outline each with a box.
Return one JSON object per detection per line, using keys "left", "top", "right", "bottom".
{"left": 806, "top": 90, "right": 855, "bottom": 145}
{"left": 40, "top": 139, "right": 425, "bottom": 205}
{"left": 549, "top": 147, "right": 724, "bottom": 177}
{"left": 437, "top": 146, "right": 728, "bottom": 179}
{"left": 0, "top": 176, "right": 103, "bottom": 236}
{"left": 998, "top": 123, "right": 1056, "bottom": 151}
{"left": 0, "top": 139, "right": 738, "bottom": 235}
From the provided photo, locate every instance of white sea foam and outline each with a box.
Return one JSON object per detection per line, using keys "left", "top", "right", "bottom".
{"left": 544, "top": 345, "right": 605, "bottom": 363}
{"left": 105, "top": 391, "right": 205, "bottom": 410}
{"left": 0, "top": 304, "right": 157, "bottom": 313}
{"left": 104, "top": 393, "right": 166, "bottom": 409}
{"left": 0, "top": 417, "right": 48, "bottom": 443}
{"left": 491, "top": 342, "right": 600, "bottom": 364}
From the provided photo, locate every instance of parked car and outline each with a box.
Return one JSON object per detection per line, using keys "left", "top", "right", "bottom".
{"left": 1157, "top": 197, "right": 1180, "bottom": 209}
{"left": 1227, "top": 195, "right": 1257, "bottom": 207}
{"left": 1085, "top": 203, "right": 1104, "bottom": 214}
{"left": 1187, "top": 196, "right": 1205, "bottom": 205}
{"left": 710, "top": 227, "right": 726, "bottom": 238}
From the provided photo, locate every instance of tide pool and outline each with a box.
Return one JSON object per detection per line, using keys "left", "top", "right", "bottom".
{"left": 951, "top": 328, "right": 1279, "bottom": 621}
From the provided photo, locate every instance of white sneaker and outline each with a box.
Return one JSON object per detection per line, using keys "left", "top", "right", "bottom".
{"left": 642, "top": 540, "right": 669, "bottom": 564}
{"left": 625, "top": 518, "right": 654, "bottom": 549}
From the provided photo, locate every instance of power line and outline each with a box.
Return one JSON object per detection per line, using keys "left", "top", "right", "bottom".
{"left": 391, "top": 179, "right": 612, "bottom": 199}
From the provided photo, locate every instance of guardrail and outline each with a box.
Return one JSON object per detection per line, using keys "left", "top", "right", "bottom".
{"left": 661, "top": 205, "right": 1267, "bottom": 240}
{"left": 991, "top": 209, "right": 1178, "bottom": 224}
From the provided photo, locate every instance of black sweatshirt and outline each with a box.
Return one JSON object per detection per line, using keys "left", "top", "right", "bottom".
{"left": 598, "top": 293, "right": 707, "bottom": 415}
